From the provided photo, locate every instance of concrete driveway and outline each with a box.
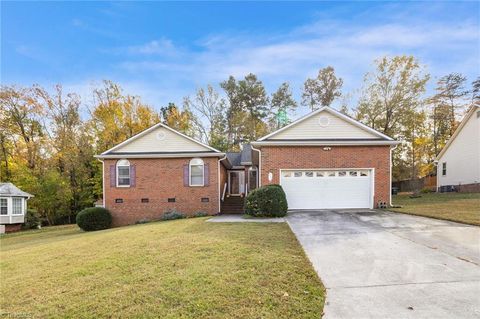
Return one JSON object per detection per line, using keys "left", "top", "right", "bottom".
{"left": 287, "top": 210, "right": 480, "bottom": 319}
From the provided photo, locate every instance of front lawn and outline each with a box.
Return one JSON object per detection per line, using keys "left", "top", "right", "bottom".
{"left": 0, "top": 219, "right": 324, "bottom": 318}
{"left": 391, "top": 192, "right": 480, "bottom": 226}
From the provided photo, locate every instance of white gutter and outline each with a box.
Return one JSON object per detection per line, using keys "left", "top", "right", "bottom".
{"left": 389, "top": 144, "right": 399, "bottom": 207}
{"left": 250, "top": 144, "right": 262, "bottom": 187}
{"left": 252, "top": 140, "right": 400, "bottom": 146}
{"left": 97, "top": 158, "right": 105, "bottom": 208}
{"left": 95, "top": 152, "right": 226, "bottom": 159}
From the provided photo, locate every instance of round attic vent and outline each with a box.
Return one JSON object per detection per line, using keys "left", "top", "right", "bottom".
{"left": 318, "top": 116, "right": 330, "bottom": 127}
{"left": 156, "top": 131, "right": 166, "bottom": 141}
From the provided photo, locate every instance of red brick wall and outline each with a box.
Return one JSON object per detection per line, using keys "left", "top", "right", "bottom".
{"left": 5, "top": 224, "right": 22, "bottom": 233}
{"left": 104, "top": 157, "right": 221, "bottom": 226}
{"left": 259, "top": 145, "right": 391, "bottom": 207}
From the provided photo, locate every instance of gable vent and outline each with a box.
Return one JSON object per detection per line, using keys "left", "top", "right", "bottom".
{"left": 156, "top": 132, "right": 166, "bottom": 140}
{"left": 318, "top": 116, "right": 330, "bottom": 127}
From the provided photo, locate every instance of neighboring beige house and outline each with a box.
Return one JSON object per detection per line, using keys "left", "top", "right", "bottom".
{"left": 436, "top": 105, "right": 480, "bottom": 192}
{"left": 0, "top": 183, "right": 34, "bottom": 233}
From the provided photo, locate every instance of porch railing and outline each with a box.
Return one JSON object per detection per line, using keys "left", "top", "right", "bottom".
{"left": 222, "top": 182, "right": 227, "bottom": 202}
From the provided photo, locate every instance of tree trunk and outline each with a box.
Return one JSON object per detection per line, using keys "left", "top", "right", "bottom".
{"left": 433, "top": 105, "right": 438, "bottom": 156}
{"left": 449, "top": 99, "right": 456, "bottom": 136}
{"left": 0, "top": 134, "right": 10, "bottom": 180}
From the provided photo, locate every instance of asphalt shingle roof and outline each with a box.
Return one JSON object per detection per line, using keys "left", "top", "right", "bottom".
{"left": 226, "top": 144, "right": 252, "bottom": 167}
{"left": 0, "top": 183, "right": 33, "bottom": 197}
{"left": 226, "top": 152, "right": 242, "bottom": 167}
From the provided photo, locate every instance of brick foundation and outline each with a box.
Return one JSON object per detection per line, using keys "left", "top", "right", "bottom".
{"left": 456, "top": 183, "right": 480, "bottom": 193}
{"left": 3, "top": 224, "right": 22, "bottom": 233}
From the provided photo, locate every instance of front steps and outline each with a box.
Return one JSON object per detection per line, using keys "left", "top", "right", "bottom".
{"left": 221, "top": 196, "right": 245, "bottom": 214}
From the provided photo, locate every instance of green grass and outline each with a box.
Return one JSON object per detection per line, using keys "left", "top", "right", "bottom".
{"left": 391, "top": 192, "right": 480, "bottom": 226}
{"left": 0, "top": 218, "right": 325, "bottom": 318}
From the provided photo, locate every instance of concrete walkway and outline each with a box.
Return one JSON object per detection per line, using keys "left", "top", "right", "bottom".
{"left": 207, "top": 214, "right": 286, "bottom": 223}
{"left": 286, "top": 210, "right": 480, "bottom": 319}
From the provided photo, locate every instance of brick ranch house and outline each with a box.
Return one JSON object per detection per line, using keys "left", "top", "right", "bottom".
{"left": 96, "top": 106, "right": 399, "bottom": 226}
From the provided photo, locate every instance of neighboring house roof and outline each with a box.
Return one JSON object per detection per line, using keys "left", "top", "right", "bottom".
{"left": 253, "top": 106, "right": 399, "bottom": 146}
{"left": 436, "top": 105, "right": 480, "bottom": 161}
{"left": 0, "top": 183, "right": 34, "bottom": 198}
{"left": 96, "top": 122, "right": 224, "bottom": 159}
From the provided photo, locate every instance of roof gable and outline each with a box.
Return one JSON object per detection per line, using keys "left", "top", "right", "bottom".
{"left": 436, "top": 105, "right": 480, "bottom": 161}
{"left": 100, "top": 123, "right": 220, "bottom": 156}
{"left": 259, "top": 107, "right": 393, "bottom": 141}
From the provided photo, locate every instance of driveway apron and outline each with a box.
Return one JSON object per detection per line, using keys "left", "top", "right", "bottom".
{"left": 287, "top": 210, "right": 480, "bottom": 319}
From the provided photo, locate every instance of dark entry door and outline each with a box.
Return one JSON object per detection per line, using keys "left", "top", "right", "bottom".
{"left": 229, "top": 171, "right": 240, "bottom": 194}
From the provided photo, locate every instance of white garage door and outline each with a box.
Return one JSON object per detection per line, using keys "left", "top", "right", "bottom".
{"left": 280, "top": 169, "right": 373, "bottom": 209}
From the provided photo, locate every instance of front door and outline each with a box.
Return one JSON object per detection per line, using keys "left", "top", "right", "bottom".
{"left": 229, "top": 171, "right": 245, "bottom": 195}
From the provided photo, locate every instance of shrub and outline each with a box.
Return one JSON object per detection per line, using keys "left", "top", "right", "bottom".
{"left": 135, "top": 218, "right": 151, "bottom": 224}
{"left": 245, "top": 184, "right": 288, "bottom": 217}
{"left": 76, "top": 207, "right": 112, "bottom": 231}
{"left": 420, "top": 187, "right": 433, "bottom": 194}
{"left": 193, "top": 211, "right": 208, "bottom": 218}
{"left": 162, "top": 210, "right": 186, "bottom": 221}
{"left": 23, "top": 209, "right": 41, "bottom": 229}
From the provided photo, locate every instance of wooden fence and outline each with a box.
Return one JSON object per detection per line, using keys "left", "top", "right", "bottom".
{"left": 392, "top": 175, "right": 437, "bottom": 192}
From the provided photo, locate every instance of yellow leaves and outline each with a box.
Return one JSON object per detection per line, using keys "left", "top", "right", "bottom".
{"left": 90, "top": 81, "right": 160, "bottom": 151}
{"left": 161, "top": 103, "right": 194, "bottom": 135}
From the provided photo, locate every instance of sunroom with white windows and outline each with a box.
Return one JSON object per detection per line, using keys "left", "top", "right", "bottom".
{"left": 0, "top": 183, "right": 34, "bottom": 226}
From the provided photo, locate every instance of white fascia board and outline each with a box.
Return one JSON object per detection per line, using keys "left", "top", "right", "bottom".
{"left": 435, "top": 105, "right": 479, "bottom": 161}
{"left": 95, "top": 152, "right": 226, "bottom": 159}
{"left": 257, "top": 106, "right": 395, "bottom": 142}
{"left": 257, "top": 107, "right": 328, "bottom": 141}
{"left": 160, "top": 124, "right": 222, "bottom": 153}
{"left": 100, "top": 122, "right": 221, "bottom": 155}
{"left": 326, "top": 108, "right": 394, "bottom": 141}
{"left": 251, "top": 140, "right": 401, "bottom": 146}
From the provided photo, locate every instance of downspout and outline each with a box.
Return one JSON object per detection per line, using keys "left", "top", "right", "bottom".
{"left": 218, "top": 154, "right": 228, "bottom": 213}
{"left": 389, "top": 144, "right": 398, "bottom": 207}
{"left": 251, "top": 144, "right": 262, "bottom": 187}
{"left": 97, "top": 158, "right": 105, "bottom": 208}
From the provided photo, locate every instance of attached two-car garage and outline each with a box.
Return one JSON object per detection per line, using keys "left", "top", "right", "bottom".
{"left": 253, "top": 106, "right": 397, "bottom": 210}
{"left": 280, "top": 169, "right": 373, "bottom": 209}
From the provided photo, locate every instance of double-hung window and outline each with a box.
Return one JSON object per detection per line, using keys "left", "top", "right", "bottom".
{"left": 0, "top": 198, "right": 7, "bottom": 215}
{"left": 442, "top": 162, "right": 447, "bottom": 176}
{"left": 117, "top": 159, "right": 131, "bottom": 187}
{"left": 12, "top": 198, "right": 23, "bottom": 215}
{"left": 189, "top": 158, "right": 204, "bottom": 186}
